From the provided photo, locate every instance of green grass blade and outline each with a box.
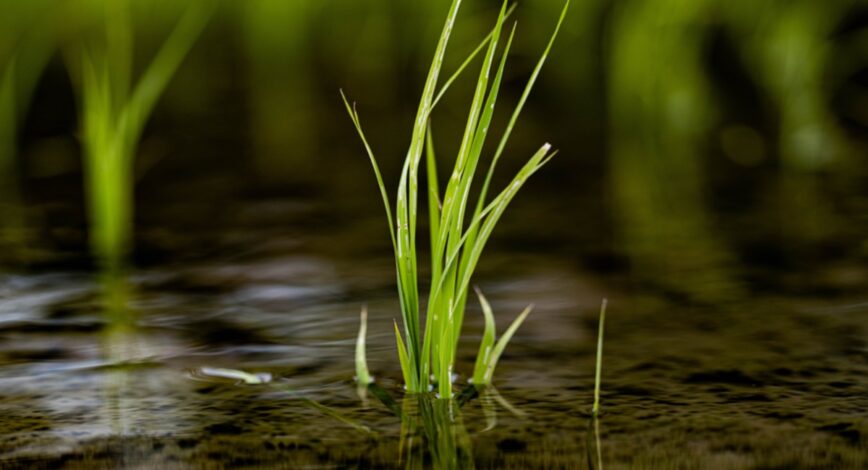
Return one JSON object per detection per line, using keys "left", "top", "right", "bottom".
{"left": 450, "top": 144, "right": 555, "bottom": 309}
{"left": 428, "top": 143, "right": 555, "bottom": 324}
{"left": 447, "top": 23, "right": 516, "bottom": 356}
{"left": 593, "top": 298, "right": 607, "bottom": 416}
{"left": 475, "top": 0, "right": 570, "bottom": 215}
{"left": 482, "top": 304, "right": 532, "bottom": 383}
{"left": 426, "top": 125, "right": 441, "bottom": 279}
{"left": 395, "top": 156, "right": 422, "bottom": 388}
{"left": 471, "top": 287, "right": 496, "bottom": 384}
{"left": 438, "top": 1, "right": 505, "bottom": 255}
{"left": 400, "top": 0, "right": 463, "bottom": 392}
{"left": 341, "top": 91, "right": 397, "bottom": 252}
{"left": 355, "top": 306, "right": 373, "bottom": 386}
{"left": 429, "top": 3, "right": 507, "bottom": 397}
{"left": 458, "top": 24, "right": 516, "bottom": 258}
{"left": 431, "top": 3, "right": 517, "bottom": 109}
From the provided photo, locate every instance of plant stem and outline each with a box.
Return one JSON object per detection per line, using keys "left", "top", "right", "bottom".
{"left": 593, "top": 298, "right": 607, "bottom": 416}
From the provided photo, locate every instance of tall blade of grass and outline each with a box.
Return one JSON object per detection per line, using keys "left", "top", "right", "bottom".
{"left": 340, "top": 91, "right": 397, "bottom": 252}
{"left": 427, "top": 143, "right": 555, "bottom": 338}
{"left": 426, "top": 143, "right": 554, "bottom": 396}
{"left": 474, "top": 0, "right": 570, "bottom": 218}
{"left": 451, "top": 145, "right": 556, "bottom": 312}
{"left": 482, "top": 304, "right": 532, "bottom": 383}
{"left": 121, "top": 0, "right": 215, "bottom": 151}
{"left": 397, "top": 0, "right": 463, "bottom": 392}
{"left": 431, "top": 3, "right": 517, "bottom": 109}
{"left": 593, "top": 298, "right": 607, "bottom": 416}
{"left": 432, "top": 0, "right": 508, "bottom": 398}
{"left": 422, "top": 125, "right": 440, "bottom": 386}
{"left": 447, "top": 23, "right": 516, "bottom": 358}
{"left": 437, "top": 1, "right": 506, "bottom": 258}
{"left": 395, "top": 155, "right": 422, "bottom": 389}
{"left": 355, "top": 306, "right": 373, "bottom": 386}
{"left": 471, "top": 287, "right": 496, "bottom": 384}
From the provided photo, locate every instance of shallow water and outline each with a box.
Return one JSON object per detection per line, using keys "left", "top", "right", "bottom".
{"left": 0, "top": 196, "right": 867, "bottom": 469}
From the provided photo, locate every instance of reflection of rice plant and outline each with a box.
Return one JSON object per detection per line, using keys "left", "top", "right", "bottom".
{"left": 346, "top": 0, "right": 569, "bottom": 398}
{"left": 74, "top": 0, "right": 213, "bottom": 271}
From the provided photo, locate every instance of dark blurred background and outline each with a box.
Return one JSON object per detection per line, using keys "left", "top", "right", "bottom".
{"left": 2, "top": 0, "right": 868, "bottom": 303}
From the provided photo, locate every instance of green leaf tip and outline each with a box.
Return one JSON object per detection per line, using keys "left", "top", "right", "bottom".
{"left": 472, "top": 288, "right": 533, "bottom": 385}
{"left": 355, "top": 306, "right": 374, "bottom": 386}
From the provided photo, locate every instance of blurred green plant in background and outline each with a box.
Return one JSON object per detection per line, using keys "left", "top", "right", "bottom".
{"left": 0, "top": 0, "right": 863, "bottom": 301}
{"left": 66, "top": 0, "right": 213, "bottom": 273}
{"left": 607, "top": 0, "right": 743, "bottom": 302}
{"left": 721, "top": 0, "right": 853, "bottom": 249}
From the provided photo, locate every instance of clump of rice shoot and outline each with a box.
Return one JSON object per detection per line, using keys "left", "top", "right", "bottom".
{"left": 346, "top": 0, "right": 569, "bottom": 398}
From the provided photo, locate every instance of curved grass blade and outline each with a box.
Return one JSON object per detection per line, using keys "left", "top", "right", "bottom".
{"left": 593, "top": 298, "right": 607, "bottom": 416}
{"left": 340, "top": 91, "right": 397, "bottom": 252}
{"left": 472, "top": 287, "right": 496, "bottom": 384}
{"left": 475, "top": 0, "right": 571, "bottom": 216}
{"left": 430, "top": 0, "right": 509, "bottom": 399}
{"left": 426, "top": 125, "right": 441, "bottom": 279}
{"left": 431, "top": 3, "right": 517, "bottom": 109}
{"left": 481, "top": 304, "right": 532, "bottom": 383}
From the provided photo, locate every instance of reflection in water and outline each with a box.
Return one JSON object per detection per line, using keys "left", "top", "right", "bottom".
{"left": 608, "top": 0, "right": 743, "bottom": 302}
{"left": 586, "top": 417, "right": 604, "bottom": 470}
{"left": 99, "top": 274, "right": 140, "bottom": 435}
{"left": 400, "top": 394, "right": 474, "bottom": 470}
{"left": 365, "top": 384, "right": 479, "bottom": 469}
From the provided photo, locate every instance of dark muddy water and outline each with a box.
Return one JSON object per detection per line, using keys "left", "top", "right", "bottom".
{"left": 0, "top": 194, "right": 866, "bottom": 469}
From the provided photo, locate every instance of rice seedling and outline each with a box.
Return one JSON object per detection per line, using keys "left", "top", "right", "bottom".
{"left": 345, "top": 0, "right": 569, "bottom": 399}
{"left": 0, "top": 0, "right": 57, "bottom": 181}
{"left": 72, "top": 0, "right": 213, "bottom": 272}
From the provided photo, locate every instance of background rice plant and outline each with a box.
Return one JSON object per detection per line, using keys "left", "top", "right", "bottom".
{"left": 67, "top": 0, "right": 213, "bottom": 272}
